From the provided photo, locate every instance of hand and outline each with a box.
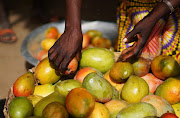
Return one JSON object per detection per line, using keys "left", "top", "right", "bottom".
{"left": 118, "top": 15, "right": 158, "bottom": 62}
{"left": 48, "top": 28, "right": 82, "bottom": 74}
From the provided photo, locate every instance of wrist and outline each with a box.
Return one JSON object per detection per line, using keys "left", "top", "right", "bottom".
{"left": 160, "top": 0, "right": 175, "bottom": 14}
{"left": 65, "top": 19, "right": 81, "bottom": 30}
{"left": 147, "top": 1, "right": 173, "bottom": 22}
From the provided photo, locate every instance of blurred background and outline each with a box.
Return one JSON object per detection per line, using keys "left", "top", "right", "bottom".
{"left": 0, "top": 0, "right": 118, "bottom": 115}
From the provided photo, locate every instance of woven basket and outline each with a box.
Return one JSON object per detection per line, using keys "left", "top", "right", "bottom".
{"left": 3, "top": 67, "right": 39, "bottom": 118}
{"left": 3, "top": 52, "right": 121, "bottom": 118}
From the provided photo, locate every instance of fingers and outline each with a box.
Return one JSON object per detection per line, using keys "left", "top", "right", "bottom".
{"left": 59, "top": 57, "right": 71, "bottom": 74}
{"left": 54, "top": 56, "right": 64, "bottom": 68}
{"left": 117, "top": 42, "right": 137, "bottom": 62}
{"left": 48, "top": 48, "right": 58, "bottom": 61}
{"left": 123, "top": 28, "right": 139, "bottom": 43}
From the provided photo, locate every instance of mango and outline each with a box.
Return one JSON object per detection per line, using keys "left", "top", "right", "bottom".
{"left": 35, "top": 57, "right": 61, "bottom": 84}
{"left": 172, "top": 102, "right": 180, "bottom": 117}
{"left": 87, "top": 102, "right": 110, "bottom": 118}
{"left": 121, "top": 75, "right": 149, "bottom": 103}
{"left": 112, "top": 86, "right": 119, "bottom": 99}
{"left": 34, "top": 91, "right": 65, "bottom": 117}
{"left": 155, "top": 77, "right": 180, "bottom": 104}
{"left": 82, "top": 72, "right": 113, "bottom": 103}
{"left": 65, "top": 87, "right": 95, "bottom": 118}
{"left": 13, "top": 72, "right": 35, "bottom": 97}
{"left": 117, "top": 102, "right": 157, "bottom": 118}
{"left": 82, "top": 34, "right": 91, "bottom": 49}
{"left": 91, "top": 36, "right": 112, "bottom": 49}
{"left": 104, "top": 99, "right": 129, "bottom": 118}
{"left": 80, "top": 48, "right": 115, "bottom": 74}
{"left": 42, "top": 101, "right": 68, "bottom": 118}
{"left": 141, "top": 73, "right": 163, "bottom": 94}
{"left": 9, "top": 97, "right": 34, "bottom": 118}
{"left": 26, "top": 116, "right": 40, "bottom": 118}
{"left": 141, "top": 95, "right": 175, "bottom": 117}
{"left": 41, "top": 38, "right": 56, "bottom": 51}
{"left": 45, "top": 27, "right": 59, "bottom": 39}
{"left": 74, "top": 67, "right": 103, "bottom": 83}
{"left": 131, "top": 57, "right": 150, "bottom": 77}
{"left": 86, "top": 30, "right": 102, "bottom": 39}
{"left": 110, "top": 61, "right": 134, "bottom": 83}
{"left": 151, "top": 55, "right": 180, "bottom": 80}
{"left": 27, "top": 95, "right": 43, "bottom": 107}
{"left": 33, "top": 84, "right": 55, "bottom": 97}
{"left": 55, "top": 79, "right": 82, "bottom": 97}
{"left": 104, "top": 70, "right": 124, "bottom": 92}
{"left": 64, "top": 57, "right": 78, "bottom": 75}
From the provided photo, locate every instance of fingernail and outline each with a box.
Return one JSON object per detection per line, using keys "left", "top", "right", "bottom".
{"left": 123, "top": 38, "right": 127, "bottom": 42}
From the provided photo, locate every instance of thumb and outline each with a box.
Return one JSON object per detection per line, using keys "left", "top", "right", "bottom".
{"left": 123, "top": 28, "right": 138, "bottom": 43}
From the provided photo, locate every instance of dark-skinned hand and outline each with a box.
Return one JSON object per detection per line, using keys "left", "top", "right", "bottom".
{"left": 118, "top": 0, "right": 180, "bottom": 62}
{"left": 48, "top": 28, "right": 82, "bottom": 74}
{"left": 118, "top": 15, "right": 158, "bottom": 62}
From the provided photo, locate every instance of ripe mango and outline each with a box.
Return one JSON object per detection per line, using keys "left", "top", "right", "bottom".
{"left": 35, "top": 57, "right": 61, "bottom": 84}
{"left": 172, "top": 102, "right": 180, "bottom": 117}
{"left": 87, "top": 102, "right": 110, "bottom": 118}
{"left": 141, "top": 95, "right": 175, "bottom": 117}
{"left": 155, "top": 77, "right": 180, "bottom": 105}
{"left": 13, "top": 72, "right": 35, "bottom": 97}
{"left": 104, "top": 99, "right": 129, "bottom": 118}
{"left": 41, "top": 38, "right": 56, "bottom": 51}
{"left": 27, "top": 95, "right": 43, "bottom": 107}
{"left": 110, "top": 61, "right": 134, "bottom": 83}
{"left": 151, "top": 55, "right": 180, "bottom": 80}
{"left": 65, "top": 87, "right": 95, "bottom": 118}
{"left": 131, "top": 57, "right": 150, "bottom": 77}
{"left": 33, "top": 84, "right": 55, "bottom": 97}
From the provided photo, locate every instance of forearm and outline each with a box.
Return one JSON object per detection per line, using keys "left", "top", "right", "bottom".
{"left": 65, "top": 0, "right": 82, "bottom": 30}
{"left": 147, "top": 0, "right": 180, "bottom": 22}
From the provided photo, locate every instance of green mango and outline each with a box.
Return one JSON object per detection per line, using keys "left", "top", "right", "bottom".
{"left": 55, "top": 79, "right": 82, "bottom": 97}
{"left": 34, "top": 91, "right": 65, "bottom": 117}
{"left": 86, "top": 30, "right": 102, "bottom": 39}
{"left": 112, "top": 86, "right": 119, "bottom": 99}
{"left": 80, "top": 48, "right": 115, "bottom": 74}
{"left": 117, "top": 102, "right": 157, "bottom": 118}
{"left": 82, "top": 72, "right": 113, "bottom": 103}
{"left": 121, "top": 75, "right": 149, "bottom": 103}
{"left": 9, "top": 97, "right": 33, "bottom": 118}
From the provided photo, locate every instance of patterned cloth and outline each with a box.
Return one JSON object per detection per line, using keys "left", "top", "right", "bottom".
{"left": 116, "top": 0, "right": 180, "bottom": 62}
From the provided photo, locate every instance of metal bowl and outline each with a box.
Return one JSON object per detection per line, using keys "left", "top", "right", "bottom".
{"left": 21, "top": 20, "right": 118, "bottom": 66}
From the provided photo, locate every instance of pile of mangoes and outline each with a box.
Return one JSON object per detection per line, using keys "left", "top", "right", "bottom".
{"left": 7, "top": 44, "right": 180, "bottom": 118}
{"left": 37, "top": 26, "right": 115, "bottom": 61}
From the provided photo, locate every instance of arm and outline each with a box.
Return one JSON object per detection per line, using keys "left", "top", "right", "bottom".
{"left": 118, "top": 0, "right": 180, "bottom": 62}
{"left": 48, "top": 0, "right": 82, "bottom": 74}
